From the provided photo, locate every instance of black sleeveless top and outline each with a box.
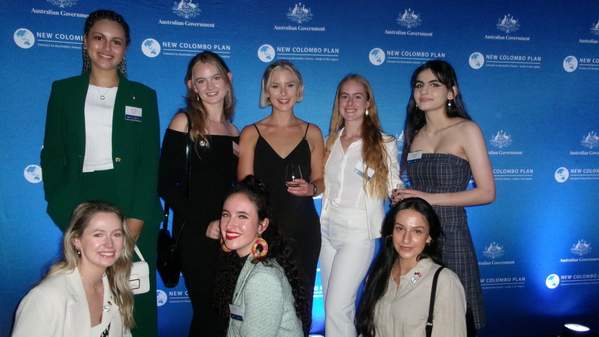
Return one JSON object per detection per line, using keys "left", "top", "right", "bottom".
{"left": 252, "top": 124, "right": 320, "bottom": 302}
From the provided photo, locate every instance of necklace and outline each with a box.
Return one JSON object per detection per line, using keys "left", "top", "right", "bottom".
{"left": 99, "top": 89, "right": 110, "bottom": 101}
{"left": 91, "top": 85, "right": 116, "bottom": 101}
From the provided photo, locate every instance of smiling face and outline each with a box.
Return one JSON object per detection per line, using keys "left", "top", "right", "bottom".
{"left": 392, "top": 209, "right": 432, "bottom": 268}
{"left": 413, "top": 68, "right": 456, "bottom": 115}
{"left": 220, "top": 193, "right": 269, "bottom": 257}
{"left": 187, "top": 61, "right": 231, "bottom": 107}
{"left": 73, "top": 211, "right": 125, "bottom": 273}
{"left": 84, "top": 19, "right": 127, "bottom": 73}
{"left": 338, "top": 79, "right": 370, "bottom": 124}
{"left": 265, "top": 67, "right": 303, "bottom": 113}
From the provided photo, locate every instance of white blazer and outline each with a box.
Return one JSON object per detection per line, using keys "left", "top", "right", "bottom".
{"left": 11, "top": 269, "right": 131, "bottom": 337}
{"left": 321, "top": 133, "right": 401, "bottom": 239}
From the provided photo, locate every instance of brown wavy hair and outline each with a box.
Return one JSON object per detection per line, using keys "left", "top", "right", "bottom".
{"left": 325, "top": 74, "right": 391, "bottom": 198}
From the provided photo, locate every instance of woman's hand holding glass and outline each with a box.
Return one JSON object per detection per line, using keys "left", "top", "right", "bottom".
{"left": 285, "top": 163, "right": 313, "bottom": 196}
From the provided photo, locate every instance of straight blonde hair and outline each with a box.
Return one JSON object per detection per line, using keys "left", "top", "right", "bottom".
{"left": 325, "top": 74, "right": 391, "bottom": 198}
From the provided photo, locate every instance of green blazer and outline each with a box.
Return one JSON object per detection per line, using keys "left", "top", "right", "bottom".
{"left": 227, "top": 257, "right": 303, "bottom": 337}
{"left": 41, "top": 73, "right": 163, "bottom": 230}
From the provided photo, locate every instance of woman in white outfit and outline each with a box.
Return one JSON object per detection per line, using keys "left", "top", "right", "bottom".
{"left": 11, "top": 202, "right": 135, "bottom": 337}
{"left": 320, "top": 74, "right": 401, "bottom": 337}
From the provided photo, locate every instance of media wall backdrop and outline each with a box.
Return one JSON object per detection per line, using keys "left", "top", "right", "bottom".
{"left": 1, "top": 1, "right": 599, "bottom": 336}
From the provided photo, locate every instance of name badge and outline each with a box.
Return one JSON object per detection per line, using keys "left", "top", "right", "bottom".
{"left": 354, "top": 161, "right": 375, "bottom": 179}
{"left": 229, "top": 304, "right": 244, "bottom": 321}
{"left": 407, "top": 151, "right": 423, "bottom": 161}
{"left": 125, "top": 106, "right": 142, "bottom": 122}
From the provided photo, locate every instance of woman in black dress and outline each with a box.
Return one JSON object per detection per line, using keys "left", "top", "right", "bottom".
{"left": 393, "top": 60, "right": 495, "bottom": 336}
{"left": 237, "top": 60, "right": 324, "bottom": 333}
{"left": 159, "top": 51, "right": 238, "bottom": 337}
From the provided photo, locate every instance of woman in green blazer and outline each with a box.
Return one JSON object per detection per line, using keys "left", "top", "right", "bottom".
{"left": 40, "top": 9, "right": 162, "bottom": 337}
{"left": 219, "top": 176, "right": 307, "bottom": 337}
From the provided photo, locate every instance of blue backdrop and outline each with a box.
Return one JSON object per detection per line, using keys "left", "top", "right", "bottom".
{"left": 1, "top": 1, "right": 599, "bottom": 336}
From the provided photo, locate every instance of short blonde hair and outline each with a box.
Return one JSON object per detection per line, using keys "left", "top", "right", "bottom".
{"left": 259, "top": 60, "right": 304, "bottom": 108}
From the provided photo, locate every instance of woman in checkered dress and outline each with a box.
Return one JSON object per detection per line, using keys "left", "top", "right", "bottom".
{"left": 393, "top": 60, "right": 495, "bottom": 336}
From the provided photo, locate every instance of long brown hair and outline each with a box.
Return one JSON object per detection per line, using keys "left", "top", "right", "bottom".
{"left": 183, "top": 51, "right": 235, "bottom": 144}
{"left": 325, "top": 74, "right": 390, "bottom": 198}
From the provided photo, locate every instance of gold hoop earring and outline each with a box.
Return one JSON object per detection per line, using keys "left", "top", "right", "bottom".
{"left": 251, "top": 237, "right": 269, "bottom": 260}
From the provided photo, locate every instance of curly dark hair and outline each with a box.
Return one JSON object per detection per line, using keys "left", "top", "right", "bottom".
{"left": 356, "top": 197, "right": 443, "bottom": 337}
{"left": 213, "top": 175, "right": 309, "bottom": 332}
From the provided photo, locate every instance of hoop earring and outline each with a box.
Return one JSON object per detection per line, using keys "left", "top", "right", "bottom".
{"left": 82, "top": 47, "right": 91, "bottom": 74}
{"left": 118, "top": 56, "right": 127, "bottom": 76}
{"left": 251, "top": 237, "right": 269, "bottom": 260}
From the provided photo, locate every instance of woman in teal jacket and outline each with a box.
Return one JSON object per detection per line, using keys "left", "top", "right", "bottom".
{"left": 40, "top": 9, "right": 162, "bottom": 337}
{"left": 219, "top": 176, "right": 307, "bottom": 337}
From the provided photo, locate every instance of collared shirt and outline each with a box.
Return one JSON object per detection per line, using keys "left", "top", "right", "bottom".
{"left": 325, "top": 132, "right": 369, "bottom": 210}
{"left": 373, "top": 259, "right": 467, "bottom": 337}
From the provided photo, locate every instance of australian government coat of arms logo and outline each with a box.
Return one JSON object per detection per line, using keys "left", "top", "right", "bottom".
{"left": 47, "top": 0, "right": 77, "bottom": 8}
{"left": 172, "top": 0, "right": 201, "bottom": 19}
{"left": 490, "top": 130, "right": 512, "bottom": 149}
{"left": 591, "top": 19, "right": 599, "bottom": 36}
{"left": 497, "top": 14, "right": 520, "bottom": 33}
{"left": 396, "top": 8, "right": 422, "bottom": 29}
{"left": 287, "top": 3, "right": 313, "bottom": 24}
{"left": 581, "top": 131, "right": 599, "bottom": 149}
{"left": 570, "top": 240, "right": 592, "bottom": 257}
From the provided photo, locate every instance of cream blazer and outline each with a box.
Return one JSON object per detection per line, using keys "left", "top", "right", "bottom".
{"left": 11, "top": 269, "right": 131, "bottom": 337}
{"left": 321, "top": 133, "right": 401, "bottom": 239}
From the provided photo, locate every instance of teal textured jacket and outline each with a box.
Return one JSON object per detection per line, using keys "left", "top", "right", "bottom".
{"left": 40, "top": 73, "right": 163, "bottom": 229}
{"left": 227, "top": 257, "right": 303, "bottom": 337}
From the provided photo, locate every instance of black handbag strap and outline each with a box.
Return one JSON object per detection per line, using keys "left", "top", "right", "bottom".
{"left": 162, "top": 111, "right": 193, "bottom": 235}
{"left": 426, "top": 266, "right": 445, "bottom": 337}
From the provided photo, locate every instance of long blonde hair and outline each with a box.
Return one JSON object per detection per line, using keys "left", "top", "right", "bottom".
{"left": 325, "top": 74, "right": 390, "bottom": 198}
{"left": 49, "top": 202, "right": 135, "bottom": 328}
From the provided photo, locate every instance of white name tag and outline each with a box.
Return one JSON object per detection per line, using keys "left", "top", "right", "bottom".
{"left": 407, "top": 151, "right": 423, "bottom": 161}
{"left": 354, "top": 161, "right": 375, "bottom": 179}
{"left": 229, "top": 304, "right": 244, "bottom": 321}
{"left": 125, "top": 106, "right": 142, "bottom": 122}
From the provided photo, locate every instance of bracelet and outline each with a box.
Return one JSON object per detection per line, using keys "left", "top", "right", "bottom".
{"left": 311, "top": 182, "right": 318, "bottom": 196}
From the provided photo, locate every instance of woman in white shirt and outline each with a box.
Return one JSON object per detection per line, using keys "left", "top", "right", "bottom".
{"left": 356, "top": 197, "right": 466, "bottom": 337}
{"left": 320, "top": 74, "right": 400, "bottom": 337}
{"left": 12, "top": 202, "right": 135, "bottom": 337}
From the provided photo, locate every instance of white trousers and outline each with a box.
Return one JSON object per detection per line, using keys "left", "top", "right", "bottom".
{"left": 320, "top": 207, "right": 376, "bottom": 337}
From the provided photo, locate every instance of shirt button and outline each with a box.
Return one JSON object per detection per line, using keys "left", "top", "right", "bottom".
{"left": 115, "top": 157, "right": 122, "bottom": 163}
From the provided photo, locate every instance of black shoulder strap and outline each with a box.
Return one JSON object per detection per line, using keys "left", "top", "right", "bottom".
{"left": 426, "top": 266, "right": 445, "bottom": 337}
{"left": 253, "top": 123, "right": 262, "bottom": 137}
{"left": 304, "top": 123, "right": 310, "bottom": 138}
